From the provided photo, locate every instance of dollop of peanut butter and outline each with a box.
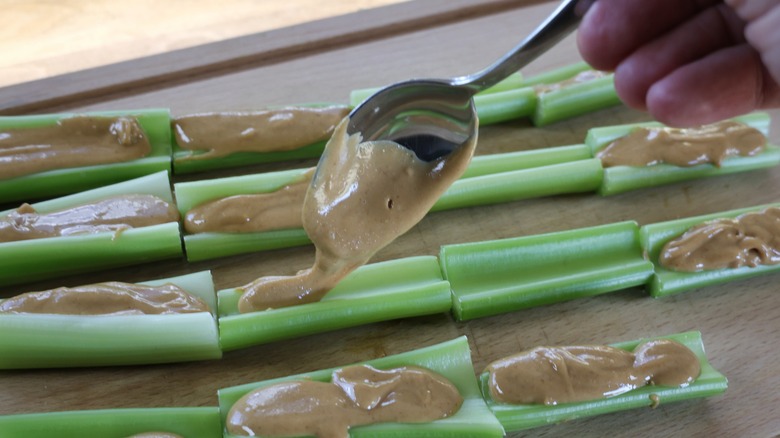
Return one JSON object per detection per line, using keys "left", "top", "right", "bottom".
{"left": 533, "top": 70, "right": 607, "bottom": 95}
{"left": 0, "top": 194, "right": 180, "bottom": 243}
{"left": 183, "top": 168, "right": 313, "bottom": 234}
{"left": 0, "top": 116, "right": 151, "bottom": 180}
{"left": 236, "top": 117, "right": 477, "bottom": 312}
{"left": 596, "top": 120, "right": 766, "bottom": 168}
{"left": 485, "top": 339, "right": 700, "bottom": 405}
{"left": 0, "top": 282, "right": 209, "bottom": 315}
{"left": 172, "top": 106, "right": 351, "bottom": 160}
{"left": 226, "top": 364, "right": 462, "bottom": 438}
{"left": 660, "top": 207, "right": 780, "bottom": 272}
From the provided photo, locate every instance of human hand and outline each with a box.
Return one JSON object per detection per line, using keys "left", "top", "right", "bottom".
{"left": 577, "top": 0, "right": 780, "bottom": 127}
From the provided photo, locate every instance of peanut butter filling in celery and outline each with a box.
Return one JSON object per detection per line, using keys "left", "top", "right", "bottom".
{"left": 184, "top": 169, "right": 313, "bottom": 234}
{"left": 237, "top": 117, "right": 476, "bottom": 312}
{"left": 533, "top": 70, "right": 607, "bottom": 95}
{"left": 660, "top": 207, "right": 780, "bottom": 272}
{"left": 226, "top": 364, "right": 462, "bottom": 437}
{"left": 597, "top": 120, "right": 766, "bottom": 168}
{"left": 0, "top": 116, "right": 151, "bottom": 180}
{"left": 0, "top": 194, "right": 180, "bottom": 243}
{"left": 485, "top": 339, "right": 700, "bottom": 405}
{"left": 172, "top": 106, "right": 350, "bottom": 160}
{"left": 0, "top": 282, "right": 209, "bottom": 316}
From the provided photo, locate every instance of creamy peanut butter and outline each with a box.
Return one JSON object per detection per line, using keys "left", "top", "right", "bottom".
{"left": 237, "top": 117, "right": 477, "bottom": 312}
{"left": 172, "top": 106, "right": 351, "bottom": 160}
{"left": 226, "top": 364, "right": 462, "bottom": 438}
{"left": 533, "top": 70, "right": 607, "bottom": 95}
{"left": 660, "top": 207, "right": 780, "bottom": 272}
{"left": 0, "top": 194, "right": 179, "bottom": 243}
{"left": 0, "top": 282, "right": 209, "bottom": 315}
{"left": 485, "top": 339, "right": 700, "bottom": 405}
{"left": 125, "top": 433, "right": 183, "bottom": 438}
{"left": 184, "top": 168, "right": 313, "bottom": 234}
{"left": 597, "top": 120, "right": 766, "bottom": 168}
{"left": 0, "top": 116, "right": 151, "bottom": 180}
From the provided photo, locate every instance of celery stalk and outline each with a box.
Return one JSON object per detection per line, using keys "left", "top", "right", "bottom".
{"left": 0, "top": 407, "right": 221, "bottom": 438}
{"left": 0, "top": 171, "right": 182, "bottom": 286}
{"left": 217, "top": 256, "right": 451, "bottom": 351}
{"left": 586, "top": 112, "right": 780, "bottom": 195}
{"left": 176, "top": 151, "right": 600, "bottom": 262}
{"left": 0, "top": 109, "right": 172, "bottom": 203}
{"left": 171, "top": 103, "right": 349, "bottom": 174}
{"left": 440, "top": 221, "right": 654, "bottom": 321}
{"left": 639, "top": 202, "right": 780, "bottom": 297}
{"left": 0, "top": 271, "right": 222, "bottom": 369}
{"left": 532, "top": 74, "right": 620, "bottom": 126}
{"left": 472, "top": 87, "right": 537, "bottom": 126}
{"left": 218, "top": 336, "right": 505, "bottom": 438}
{"left": 519, "top": 62, "right": 592, "bottom": 86}
{"left": 480, "top": 331, "right": 727, "bottom": 432}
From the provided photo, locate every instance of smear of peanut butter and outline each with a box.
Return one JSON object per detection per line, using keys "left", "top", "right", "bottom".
{"left": 0, "top": 194, "right": 179, "bottom": 243}
{"left": 0, "top": 282, "right": 209, "bottom": 316}
{"left": 485, "top": 339, "right": 700, "bottom": 405}
{"left": 533, "top": 70, "right": 607, "bottom": 95}
{"left": 226, "top": 364, "right": 462, "bottom": 438}
{"left": 597, "top": 120, "right": 766, "bottom": 168}
{"left": 172, "top": 106, "right": 350, "bottom": 160}
{"left": 660, "top": 207, "right": 780, "bottom": 272}
{"left": 183, "top": 168, "right": 313, "bottom": 234}
{"left": 0, "top": 116, "right": 151, "bottom": 180}
{"left": 236, "top": 117, "right": 477, "bottom": 312}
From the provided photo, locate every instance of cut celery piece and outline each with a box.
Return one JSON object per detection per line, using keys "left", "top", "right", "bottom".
{"left": 0, "top": 271, "right": 221, "bottom": 369}
{"left": 0, "top": 109, "right": 172, "bottom": 203}
{"left": 177, "top": 151, "right": 600, "bottom": 262}
{"left": 473, "top": 87, "right": 537, "bottom": 125}
{"left": 0, "top": 407, "right": 221, "bottom": 438}
{"left": 640, "top": 202, "right": 780, "bottom": 297}
{"left": 218, "top": 336, "right": 505, "bottom": 438}
{"left": 586, "top": 112, "right": 780, "bottom": 195}
{"left": 440, "top": 221, "right": 654, "bottom": 321}
{"left": 480, "top": 331, "right": 727, "bottom": 432}
{"left": 217, "top": 256, "right": 451, "bottom": 351}
{"left": 532, "top": 74, "right": 620, "bottom": 126}
{"left": 0, "top": 171, "right": 182, "bottom": 286}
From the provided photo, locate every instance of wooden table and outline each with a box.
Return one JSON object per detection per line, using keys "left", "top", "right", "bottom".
{"left": 1, "top": 1, "right": 778, "bottom": 437}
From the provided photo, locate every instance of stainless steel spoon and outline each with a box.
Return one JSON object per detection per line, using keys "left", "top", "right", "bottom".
{"left": 347, "top": 0, "right": 594, "bottom": 161}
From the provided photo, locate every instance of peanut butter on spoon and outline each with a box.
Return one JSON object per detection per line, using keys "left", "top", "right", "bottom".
{"left": 237, "top": 117, "right": 477, "bottom": 312}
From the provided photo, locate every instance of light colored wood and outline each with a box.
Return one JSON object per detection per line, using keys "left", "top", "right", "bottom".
{"left": 1, "top": 2, "right": 779, "bottom": 437}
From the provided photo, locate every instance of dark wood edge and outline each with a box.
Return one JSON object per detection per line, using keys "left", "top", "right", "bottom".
{"left": 0, "top": 0, "right": 550, "bottom": 115}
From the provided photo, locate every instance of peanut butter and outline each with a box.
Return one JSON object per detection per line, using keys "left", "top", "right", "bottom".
{"left": 0, "top": 282, "right": 209, "bottom": 315}
{"left": 597, "top": 120, "right": 766, "bottom": 168}
{"left": 172, "top": 106, "right": 350, "bottom": 160}
{"left": 533, "top": 70, "right": 607, "bottom": 94}
{"left": 0, "top": 116, "right": 151, "bottom": 180}
{"left": 485, "top": 339, "right": 700, "bottom": 405}
{"left": 237, "top": 117, "right": 477, "bottom": 312}
{"left": 0, "top": 194, "right": 179, "bottom": 243}
{"left": 183, "top": 168, "right": 313, "bottom": 234}
{"left": 660, "top": 207, "right": 780, "bottom": 272}
{"left": 226, "top": 364, "right": 462, "bottom": 438}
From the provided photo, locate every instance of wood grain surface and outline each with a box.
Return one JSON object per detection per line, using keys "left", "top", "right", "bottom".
{"left": 1, "top": 2, "right": 779, "bottom": 437}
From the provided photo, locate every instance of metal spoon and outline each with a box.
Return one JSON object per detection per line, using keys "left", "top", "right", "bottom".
{"left": 347, "top": 0, "right": 594, "bottom": 161}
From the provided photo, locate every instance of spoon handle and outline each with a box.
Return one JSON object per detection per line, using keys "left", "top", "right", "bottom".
{"left": 454, "top": 0, "right": 595, "bottom": 92}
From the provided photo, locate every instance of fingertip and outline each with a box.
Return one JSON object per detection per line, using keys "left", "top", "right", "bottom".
{"left": 576, "top": 1, "right": 619, "bottom": 70}
{"left": 613, "top": 60, "right": 649, "bottom": 111}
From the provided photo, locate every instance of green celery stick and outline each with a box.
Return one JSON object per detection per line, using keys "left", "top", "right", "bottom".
{"left": 0, "top": 171, "right": 182, "bottom": 286}
{"left": 171, "top": 103, "right": 349, "bottom": 174}
{"left": 586, "top": 112, "right": 780, "bottom": 195}
{"left": 217, "top": 256, "right": 451, "bottom": 351}
{"left": 480, "top": 331, "right": 727, "bottom": 432}
{"left": 473, "top": 87, "right": 537, "bottom": 125}
{"left": 0, "top": 407, "right": 221, "bottom": 438}
{"left": 640, "top": 202, "right": 780, "bottom": 297}
{"left": 0, "top": 271, "right": 222, "bottom": 369}
{"left": 176, "top": 150, "right": 600, "bottom": 262}
{"left": 532, "top": 74, "right": 620, "bottom": 126}
{"left": 440, "top": 221, "right": 654, "bottom": 321}
{"left": 519, "top": 61, "right": 592, "bottom": 86}
{"left": 0, "top": 109, "right": 172, "bottom": 203}
{"left": 218, "top": 336, "right": 505, "bottom": 438}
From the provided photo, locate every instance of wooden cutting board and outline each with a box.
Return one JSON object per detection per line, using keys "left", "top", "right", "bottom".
{"left": 1, "top": 2, "right": 778, "bottom": 437}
